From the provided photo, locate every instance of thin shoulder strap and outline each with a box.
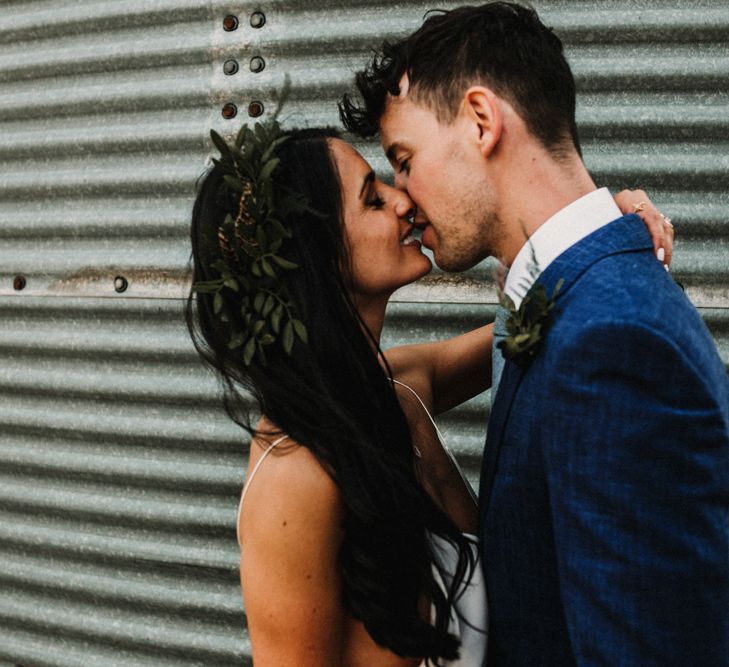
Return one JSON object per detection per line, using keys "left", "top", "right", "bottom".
{"left": 237, "top": 435, "right": 289, "bottom": 545}
{"left": 390, "top": 378, "right": 448, "bottom": 444}
{"left": 390, "top": 378, "right": 477, "bottom": 505}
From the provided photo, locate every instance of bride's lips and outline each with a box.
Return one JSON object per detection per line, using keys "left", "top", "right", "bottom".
{"left": 407, "top": 213, "right": 433, "bottom": 249}
{"left": 400, "top": 226, "right": 422, "bottom": 248}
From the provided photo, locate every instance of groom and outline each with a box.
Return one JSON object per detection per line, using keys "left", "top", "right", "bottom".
{"left": 341, "top": 2, "right": 729, "bottom": 665}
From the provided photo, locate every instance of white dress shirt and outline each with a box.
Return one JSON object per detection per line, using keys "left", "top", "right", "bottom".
{"left": 503, "top": 187, "right": 622, "bottom": 310}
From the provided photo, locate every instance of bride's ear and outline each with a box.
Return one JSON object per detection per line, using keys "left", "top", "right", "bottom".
{"left": 463, "top": 86, "right": 502, "bottom": 158}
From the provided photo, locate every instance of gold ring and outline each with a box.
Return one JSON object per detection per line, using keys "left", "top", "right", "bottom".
{"left": 633, "top": 201, "right": 648, "bottom": 213}
{"left": 660, "top": 213, "right": 674, "bottom": 229}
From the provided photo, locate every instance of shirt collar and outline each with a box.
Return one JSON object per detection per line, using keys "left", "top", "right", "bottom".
{"left": 503, "top": 187, "right": 621, "bottom": 309}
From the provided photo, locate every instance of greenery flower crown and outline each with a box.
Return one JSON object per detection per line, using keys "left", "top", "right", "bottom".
{"left": 192, "top": 118, "right": 313, "bottom": 366}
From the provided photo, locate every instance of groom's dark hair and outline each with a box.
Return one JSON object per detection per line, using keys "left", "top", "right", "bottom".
{"left": 339, "top": 1, "right": 581, "bottom": 158}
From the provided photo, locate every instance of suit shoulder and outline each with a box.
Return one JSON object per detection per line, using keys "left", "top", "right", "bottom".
{"left": 553, "top": 251, "right": 713, "bottom": 353}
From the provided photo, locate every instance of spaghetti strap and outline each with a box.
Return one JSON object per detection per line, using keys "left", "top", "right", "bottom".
{"left": 390, "top": 378, "right": 448, "bottom": 445}
{"left": 236, "top": 435, "right": 289, "bottom": 545}
{"left": 390, "top": 378, "right": 477, "bottom": 505}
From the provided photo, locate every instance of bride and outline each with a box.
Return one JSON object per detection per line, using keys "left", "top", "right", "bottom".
{"left": 186, "top": 120, "right": 668, "bottom": 666}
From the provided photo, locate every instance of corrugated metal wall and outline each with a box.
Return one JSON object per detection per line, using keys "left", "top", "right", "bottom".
{"left": 1, "top": 1, "right": 727, "bottom": 664}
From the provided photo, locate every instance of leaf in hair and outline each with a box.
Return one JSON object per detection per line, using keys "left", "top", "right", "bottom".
{"left": 282, "top": 320, "right": 294, "bottom": 355}
{"left": 193, "top": 117, "right": 309, "bottom": 366}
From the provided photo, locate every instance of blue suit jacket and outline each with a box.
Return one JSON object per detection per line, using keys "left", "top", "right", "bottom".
{"left": 479, "top": 214, "right": 729, "bottom": 666}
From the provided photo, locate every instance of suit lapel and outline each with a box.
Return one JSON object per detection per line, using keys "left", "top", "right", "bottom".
{"left": 479, "top": 359, "right": 526, "bottom": 515}
{"left": 479, "top": 213, "right": 654, "bottom": 516}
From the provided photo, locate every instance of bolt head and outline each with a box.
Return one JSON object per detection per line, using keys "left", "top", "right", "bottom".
{"left": 248, "top": 101, "right": 264, "bottom": 117}
{"left": 114, "top": 276, "right": 128, "bottom": 293}
{"left": 223, "top": 15, "right": 239, "bottom": 31}
{"left": 13, "top": 275, "right": 26, "bottom": 291}
{"left": 223, "top": 59, "right": 239, "bottom": 75}
{"left": 249, "top": 56, "right": 265, "bottom": 73}
{"left": 222, "top": 103, "right": 238, "bottom": 119}
{"left": 250, "top": 12, "right": 266, "bottom": 28}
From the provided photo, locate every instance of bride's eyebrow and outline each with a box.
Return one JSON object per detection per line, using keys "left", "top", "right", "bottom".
{"left": 359, "top": 171, "right": 375, "bottom": 199}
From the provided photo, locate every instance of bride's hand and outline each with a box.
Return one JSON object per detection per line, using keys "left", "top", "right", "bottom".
{"left": 614, "top": 189, "right": 675, "bottom": 269}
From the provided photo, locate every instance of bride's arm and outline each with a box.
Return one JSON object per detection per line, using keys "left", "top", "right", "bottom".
{"left": 239, "top": 445, "right": 346, "bottom": 666}
{"left": 385, "top": 322, "right": 493, "bottom": 415}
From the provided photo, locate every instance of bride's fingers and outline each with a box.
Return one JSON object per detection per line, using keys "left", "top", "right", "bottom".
{"left": 614, "top": 189, "right": 673, "bottom": 269}
{"left": 660, "top": 214, "right": 675, "bottom": 269}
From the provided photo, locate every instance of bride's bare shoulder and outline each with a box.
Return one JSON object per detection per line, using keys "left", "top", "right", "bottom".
{"left": 243, "top": 417, "right": 342, "bottom": 535}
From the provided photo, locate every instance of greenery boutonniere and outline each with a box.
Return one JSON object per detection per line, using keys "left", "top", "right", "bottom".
{"left": 497, "top": 244, "right": 564, "bottom": 369}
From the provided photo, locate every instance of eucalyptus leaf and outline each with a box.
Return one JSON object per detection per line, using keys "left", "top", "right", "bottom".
{"left": 191, "top": 279, "right": 223, "bottom": 293}
{"left": 228, "top": 332, "right": 245, "bottom": 349}
{"left": 210, "top": 130, "right": 233, "bottom": 160}
{"left": 213, "top": 292, "right": 223, "bottom": 314}
{"left": 261, "top": 135, "right": 290, "bottom": 163}
{"left": 261, "top": 258, "right": 275, "bottom": 278}
{"left": 271, "top": 304, "right": 283, "bottom": 333}
{"left": 243, "top": 337, "right": 256, "bottom": 365}
{"left": 223, "top": 175, "right": 244, "bottom": 194}
{"left": 282, "top": 320, "right": 294, "bottom": 355}
{"left": 223, "top": 278, "right": 239, "bottom": 291}
{"left": 292, "top": 319, "right": 308, "bottom": 343}
{"left": 271, "top": 255, "right": 298, "bottom": 270}
{"left": 259, "top": 157, "right": 280, "bottom": 183}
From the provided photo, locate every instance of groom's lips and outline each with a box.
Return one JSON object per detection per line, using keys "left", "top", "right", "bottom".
{"left": 419, "top": 223, "right": 435, "bottom": 250}
{"left": 410, "top": 215, "right": 433, "bottom": 248}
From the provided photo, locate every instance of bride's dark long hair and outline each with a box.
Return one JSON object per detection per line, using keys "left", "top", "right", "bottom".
{"left": 186, "top": 127, "right": 475, "bottom": 664}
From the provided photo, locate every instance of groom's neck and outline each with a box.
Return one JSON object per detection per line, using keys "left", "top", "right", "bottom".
{"left": 496, "top": 151, "right": 596, "bottom": 267}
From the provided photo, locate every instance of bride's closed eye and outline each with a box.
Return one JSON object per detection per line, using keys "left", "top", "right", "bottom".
{"left": 366, "top": 192, "right": 386, "bottom": 209}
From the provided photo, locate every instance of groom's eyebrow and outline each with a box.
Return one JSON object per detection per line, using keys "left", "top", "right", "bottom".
{"left": 359, "top": 171, "right": 375, "bottom": 199}
{"left": 385, "top": 144, "right": 399, "bottom": 162}
{"left": 385, "top": 142, "right": 407, "bottom": 163}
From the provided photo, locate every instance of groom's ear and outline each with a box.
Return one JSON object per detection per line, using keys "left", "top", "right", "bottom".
{"left": 463, "top": 86, "right": 502, "bottom": 158}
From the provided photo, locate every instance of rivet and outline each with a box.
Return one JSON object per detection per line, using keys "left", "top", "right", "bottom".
{"left": 222, "top": 103, "right": 238, "bottom": 119}
{"left": 249, "top": 56, "right": 265, "bottom": 73}
{"left": 223, "top": 59, "right": 239, "bottom": 75}
{"left": 114, "top": 276, "right": 128, "bottom": 293}
{"left": 13, "top": 275, "right": 26, "bottom": 291}
{"left": 250, "top": 11, "right": 266, "bottom": 29}
{"left": 223, "top": 15, "right": 239, "bottom": 31}
{"left": 248, "top": 101, "right": 264, "bottom": 117}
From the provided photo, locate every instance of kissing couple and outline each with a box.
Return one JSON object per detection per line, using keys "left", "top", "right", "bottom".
{"left": 187, "top": 3, "right": 729, "bottom": 665}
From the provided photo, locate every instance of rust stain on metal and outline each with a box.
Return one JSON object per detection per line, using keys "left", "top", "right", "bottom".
{"left": 48, "top": 267, "right": 193, "bottom": 298}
